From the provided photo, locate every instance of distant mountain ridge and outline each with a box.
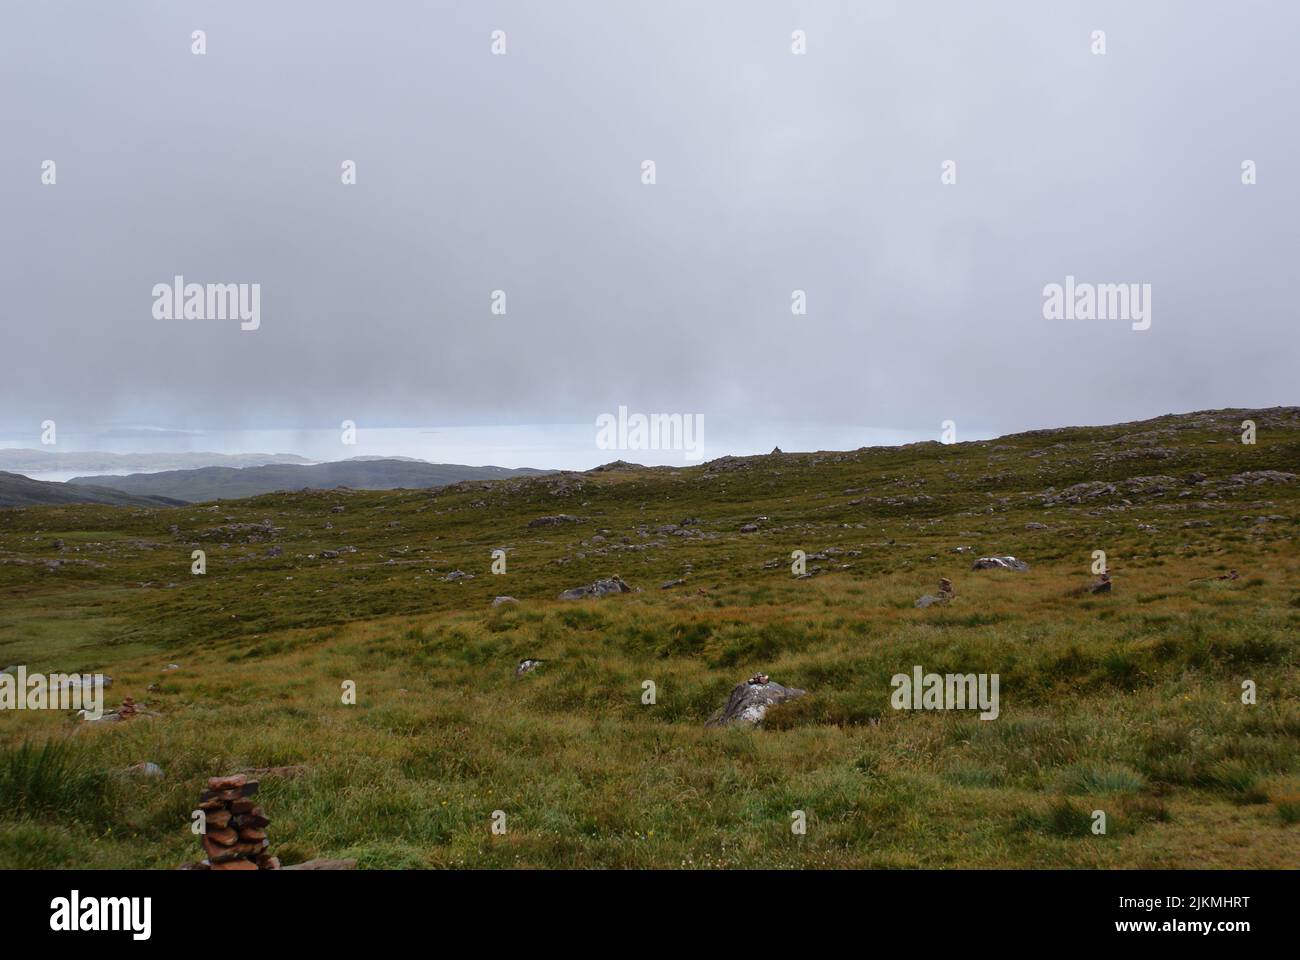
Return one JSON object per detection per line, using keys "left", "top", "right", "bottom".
{"left": 68, "top": 459, "right": 552, "bottom": 503}
{"left": 0, "top": 471, "right": 185, "bottom": 508}
{"left": 0, "top": 449, "right": 312, "bottom": 475}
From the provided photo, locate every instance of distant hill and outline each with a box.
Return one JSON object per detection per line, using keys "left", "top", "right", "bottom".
{"left": 0, "top": 449, "right": 312, "bottom": 475}
{"left": 68, "top": 459, "right": 552, "bottom": 503}
{"left": 0, "top": 471, "right": 186, "bottom": 508}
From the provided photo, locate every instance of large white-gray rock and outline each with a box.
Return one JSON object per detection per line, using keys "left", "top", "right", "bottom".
{"left": 559, "top": 576, "right": 631, "bottom": 600}
{"left": 971, "top": 556, "right": 1029, "bottom": 572}
{"left": 707, "top": 679, "right": 806, "bottom": 727}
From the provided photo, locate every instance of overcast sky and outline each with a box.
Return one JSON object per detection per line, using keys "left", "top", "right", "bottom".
{"left": 1, "top": 1, "right": 1296, "bottom": 467}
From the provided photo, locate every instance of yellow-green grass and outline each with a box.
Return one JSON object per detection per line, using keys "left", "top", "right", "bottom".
{"left": 0, "top": 407, "right": 1297, "bottom": 867}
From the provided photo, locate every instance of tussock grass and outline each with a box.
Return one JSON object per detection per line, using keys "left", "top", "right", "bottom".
{"left": 1, "top": 407, "right": 1297, "bottom": 867}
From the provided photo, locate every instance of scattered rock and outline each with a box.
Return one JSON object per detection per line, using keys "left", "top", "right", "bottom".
{"left": 739, "top": 523, "right": 759, "bottom": 533}
{"left": 1041, "top": 481, "right": 1116, "bottom": 507}
{"left": 441, "top": 569, "right": 474, "bottom": 582}
{"left": 707, "top": 678, "right": 806, "bottom": 727}
{"left": 528, "top": 514, "right": 584, "bottom": 528}
{"left": 1024, "top": 522, "right": 1048, "bottom": 530}
{"left": 661, "top": 578, "right": 686, "bottom": 589}
{"left": 1226, "top": 471, "right": 1296, "bottom": 486}
{"left": 491, "top": 596, "right": 517, "bottom": 607}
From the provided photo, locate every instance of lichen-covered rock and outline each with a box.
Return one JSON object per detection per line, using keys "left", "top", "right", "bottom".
{"left": 706, "top": 679, "right": 806, "bottom": 727}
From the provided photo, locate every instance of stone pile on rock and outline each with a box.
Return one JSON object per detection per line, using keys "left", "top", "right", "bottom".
{"left": 706, "top": 676, "right": 805, "bottom": 727}
{"left": 915, "top": 577, "right": 955, "bottom": 608}
{"left": 83, "top": 692, "right": 152, "bottom": 724}
{"left": 196, "top": 774, "right": 279, "bottom": 871}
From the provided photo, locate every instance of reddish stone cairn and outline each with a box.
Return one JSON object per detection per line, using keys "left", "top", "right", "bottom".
{"left": 197, "top": 774, "right": 280, "bottom": 870}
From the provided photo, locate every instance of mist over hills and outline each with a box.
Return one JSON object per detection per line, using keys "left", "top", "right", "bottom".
{"left": 68, "top": 458, "right": 552, "bottom": 503}
{"left": 0, "top": 449, "right": 312, "bottom": 476}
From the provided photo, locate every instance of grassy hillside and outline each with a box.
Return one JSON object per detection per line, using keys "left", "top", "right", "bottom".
{"left": 0, "top": 407, "right": 1296, "bottom": 869}
{"left": 0, "top": 471, "right": 186, "bottom": 509}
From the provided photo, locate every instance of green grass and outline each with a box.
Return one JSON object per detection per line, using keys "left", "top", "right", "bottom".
{"left": 0, "top": 406, "right": 1297, "bottom": 868}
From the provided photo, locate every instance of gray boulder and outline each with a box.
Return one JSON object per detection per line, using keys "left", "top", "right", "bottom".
{"left": 971, "top": 556, "right": 1030, "bottom": 572}
{"left": 559, "top": 576, "right": 631, "bottom": 600}
{"left": 707, "top": 679, "right": 806, "bottom": 727}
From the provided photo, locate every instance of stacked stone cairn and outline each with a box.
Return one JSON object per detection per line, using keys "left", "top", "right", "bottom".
{"left": 197, "top": 774, "right": 280, "bottom": 870}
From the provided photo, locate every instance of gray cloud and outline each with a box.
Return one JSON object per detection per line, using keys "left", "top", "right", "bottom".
{"left": 1, "top": 0, "right": 1296, "bottom": 453}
